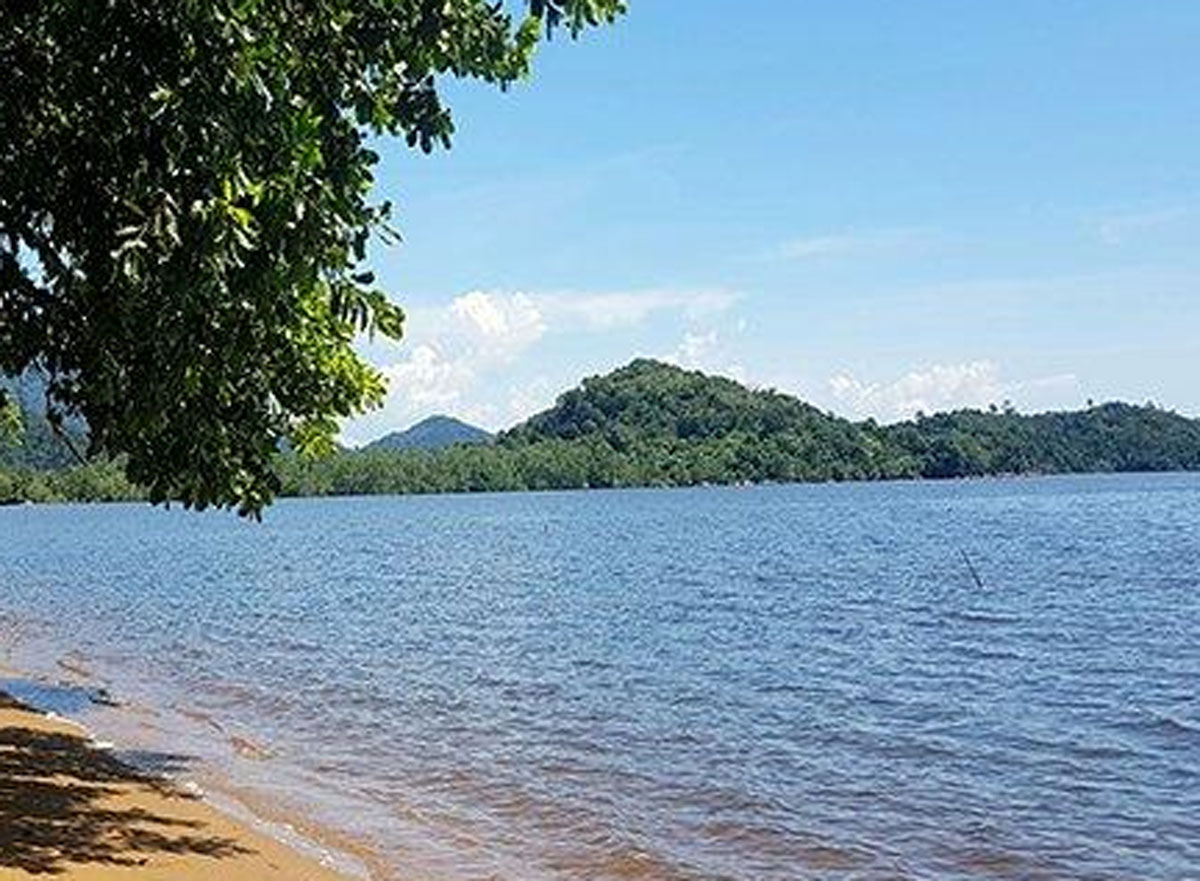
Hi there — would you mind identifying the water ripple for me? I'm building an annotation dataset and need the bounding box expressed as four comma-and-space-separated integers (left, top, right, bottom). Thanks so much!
1, 473, 1198, 880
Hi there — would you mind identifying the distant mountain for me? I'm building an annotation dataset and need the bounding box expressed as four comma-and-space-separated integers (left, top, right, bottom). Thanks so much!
364, 415, 492, 451
0, 370, 87, 470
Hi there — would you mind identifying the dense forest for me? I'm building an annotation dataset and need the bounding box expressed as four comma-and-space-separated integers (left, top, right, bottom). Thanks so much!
3, 359, 1200, 505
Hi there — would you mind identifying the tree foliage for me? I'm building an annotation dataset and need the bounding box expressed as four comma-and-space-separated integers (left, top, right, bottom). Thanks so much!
0, 0, 623, 515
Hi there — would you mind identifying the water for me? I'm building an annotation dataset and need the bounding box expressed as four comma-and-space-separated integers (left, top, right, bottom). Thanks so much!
1, 474, 1198, 880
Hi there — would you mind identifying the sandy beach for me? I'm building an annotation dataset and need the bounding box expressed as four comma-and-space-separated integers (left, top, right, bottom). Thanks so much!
0, 690, 351, 880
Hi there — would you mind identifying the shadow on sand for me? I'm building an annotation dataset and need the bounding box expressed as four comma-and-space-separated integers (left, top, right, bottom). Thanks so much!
0, 692, 250, 874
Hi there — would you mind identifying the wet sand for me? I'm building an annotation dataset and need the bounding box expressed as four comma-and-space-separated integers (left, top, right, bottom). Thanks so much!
0, 691, 352, 880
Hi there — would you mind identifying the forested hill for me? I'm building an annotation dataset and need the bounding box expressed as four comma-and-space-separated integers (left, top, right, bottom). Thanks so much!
0, 371, 86, 470
500, 359, 1200, 481
4, 359, 1200, 503
272, 360, 1200, 497
364, 415, 492, 451
886, 403, 1200, 477
502, 358, 892, 481
510, 359, 857, 445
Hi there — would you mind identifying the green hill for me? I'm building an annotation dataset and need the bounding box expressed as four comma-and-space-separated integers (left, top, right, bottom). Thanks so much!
0, 370, 87, 470
885, 402, 1200, 478
5, 359, 1200, 503
502, 359, 902, 483
364, 415, 492, 452
273, 360, 1200, 497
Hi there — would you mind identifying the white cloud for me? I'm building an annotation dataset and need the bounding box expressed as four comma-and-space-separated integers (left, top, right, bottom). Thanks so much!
661, 329, 748, 384
665, 330, 719, 367
779, 233, 862, 260
1024, 372, 1079, 392
506, 375, 558, 423
1091, 207, 1189, 246
342, 287, 738, 444
775, 227, 937, 262
827, 361, 1081, 422
449, 290, 545, 354
379, 343, 474, 409
346, 291, 547, 443
829, 361, 1003, 420
539, 288, 738, 329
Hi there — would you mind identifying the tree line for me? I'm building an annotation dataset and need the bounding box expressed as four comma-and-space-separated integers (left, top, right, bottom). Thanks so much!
5, 360, 1198, 506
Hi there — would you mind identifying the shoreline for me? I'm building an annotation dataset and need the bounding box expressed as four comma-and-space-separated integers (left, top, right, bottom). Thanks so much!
0, 680, 365, 880
4, 467, 1198, 512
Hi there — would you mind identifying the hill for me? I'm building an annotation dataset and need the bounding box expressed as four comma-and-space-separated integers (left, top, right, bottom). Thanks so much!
6, 359, 1200, 503
0, 370, 87, 470
502, 358, 899, 482
504, 359, 1200, 477
363, 415, 492, 451
884, 402, 1200, 477
271, 360, 1200, 497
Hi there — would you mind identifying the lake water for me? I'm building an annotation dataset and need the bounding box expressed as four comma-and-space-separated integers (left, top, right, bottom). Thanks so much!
1, 474, 1198, 880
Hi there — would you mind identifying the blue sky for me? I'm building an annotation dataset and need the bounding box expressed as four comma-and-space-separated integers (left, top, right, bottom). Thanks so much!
345, 2, 1199, 443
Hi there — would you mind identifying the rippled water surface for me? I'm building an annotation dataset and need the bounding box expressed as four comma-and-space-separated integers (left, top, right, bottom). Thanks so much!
1, 475, 1198, 879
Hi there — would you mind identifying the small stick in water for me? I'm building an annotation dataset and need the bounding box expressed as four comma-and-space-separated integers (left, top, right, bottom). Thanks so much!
960, 548, 986, 589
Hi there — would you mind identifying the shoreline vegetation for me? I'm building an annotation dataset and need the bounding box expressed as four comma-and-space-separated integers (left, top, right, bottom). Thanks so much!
0, 687, 351, 880
4, 359, 1200, 506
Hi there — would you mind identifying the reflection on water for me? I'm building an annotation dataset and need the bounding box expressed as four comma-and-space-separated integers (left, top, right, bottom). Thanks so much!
1, 474, 1198, 880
